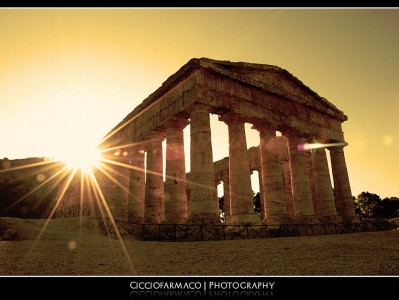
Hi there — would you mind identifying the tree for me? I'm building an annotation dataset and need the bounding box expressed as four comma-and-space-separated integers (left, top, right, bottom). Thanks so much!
374, 197, 399, 218
353, 196, 362, 216
355, 192, 381, 218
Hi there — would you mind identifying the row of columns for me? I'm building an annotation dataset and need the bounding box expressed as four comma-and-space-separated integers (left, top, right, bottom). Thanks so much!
219, 120, 358, 224
111, 103, 357, 225
123, 104, 220, 225
126, 117, 193, 224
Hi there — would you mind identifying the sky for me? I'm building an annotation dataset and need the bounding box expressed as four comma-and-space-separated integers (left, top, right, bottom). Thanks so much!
0, 8, 398, 199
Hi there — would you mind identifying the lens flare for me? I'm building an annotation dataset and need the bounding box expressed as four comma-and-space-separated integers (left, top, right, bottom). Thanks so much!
68, 240, 77, 250
297, 142, 348, 151
382, 135, 394, 146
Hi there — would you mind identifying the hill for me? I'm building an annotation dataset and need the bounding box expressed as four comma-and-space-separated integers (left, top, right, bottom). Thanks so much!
0, 157, 62, 218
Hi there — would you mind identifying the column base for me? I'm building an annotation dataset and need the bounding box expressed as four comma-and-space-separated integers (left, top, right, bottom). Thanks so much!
128, 217, 144, 224
227, 213, 262, 225
187, 213, 221, 225
262, 215, 293, 226
318, 215, 343, 224
224, 215, 231, 224
292, 215, 320, 224
341, 215, 361, 224
162, 217, 188, 225
114, 212, 128, 222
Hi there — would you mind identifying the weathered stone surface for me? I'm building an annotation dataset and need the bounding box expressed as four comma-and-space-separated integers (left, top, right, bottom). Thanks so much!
254, 124, 289, 225
112, 156, 131, 222
144, 132, 165, 224
312, 148, 342, 223
220, 112, 261, 225
329, 146, 359, 223
187, 104, 219, 224
127, 143, 146, 223
286, 133, 319, 223
164, 117, 189, 224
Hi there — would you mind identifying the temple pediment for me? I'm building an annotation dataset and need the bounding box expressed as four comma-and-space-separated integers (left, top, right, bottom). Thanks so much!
130, 57, 346, 125
196, 58, 345, 120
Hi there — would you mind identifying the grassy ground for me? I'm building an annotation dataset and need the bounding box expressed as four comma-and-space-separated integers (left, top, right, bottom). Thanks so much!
1, 216, 398, 275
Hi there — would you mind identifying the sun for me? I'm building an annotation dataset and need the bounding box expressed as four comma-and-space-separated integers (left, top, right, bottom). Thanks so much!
46, 119, 104, 172
58, 143, 102, 171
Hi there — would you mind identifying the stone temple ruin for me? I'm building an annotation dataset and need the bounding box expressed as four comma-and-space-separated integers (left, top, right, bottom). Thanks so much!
59, 57, 359, 226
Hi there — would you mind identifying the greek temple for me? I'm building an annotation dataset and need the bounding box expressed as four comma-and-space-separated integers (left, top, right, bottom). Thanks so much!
70, 58, 360, 225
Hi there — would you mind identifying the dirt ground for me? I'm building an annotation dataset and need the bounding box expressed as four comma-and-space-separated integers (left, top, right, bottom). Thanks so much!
1, 216, 399, 276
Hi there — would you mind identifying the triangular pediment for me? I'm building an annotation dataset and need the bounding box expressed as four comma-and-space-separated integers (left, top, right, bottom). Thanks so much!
195, 57, 346, 121
106, 57, 347, 146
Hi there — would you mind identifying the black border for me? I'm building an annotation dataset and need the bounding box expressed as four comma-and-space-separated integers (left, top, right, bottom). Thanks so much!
1, 4, 398, 299
1, 276, 399, 298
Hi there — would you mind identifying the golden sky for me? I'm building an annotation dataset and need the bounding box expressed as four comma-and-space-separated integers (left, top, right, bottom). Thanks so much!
0, 8, 398, 199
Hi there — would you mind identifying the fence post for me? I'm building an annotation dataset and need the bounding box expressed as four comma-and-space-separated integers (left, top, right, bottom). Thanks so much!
141, 224, 145, 240
174, 224, 177, 241
223, 225, 226, 240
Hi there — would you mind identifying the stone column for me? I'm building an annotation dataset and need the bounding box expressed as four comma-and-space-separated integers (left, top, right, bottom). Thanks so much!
311, 147, 342, 223
112, 154, 131, 222
281, 157, 294, 217
222, 177, 231, 223
96, 159, 117, 218
164, 117, 189, 224
254, 124, 290, 224
329, 146, 359, 223
277, 137, 294, 218
128, 142, 146, 223
307, 152, 318, 216
144, 132, 165, 224
188, 103, 220, 224
257, 166, 266, 221
220, 112, 260, 225
97, 139, 118, 218
286, 132, 319, 223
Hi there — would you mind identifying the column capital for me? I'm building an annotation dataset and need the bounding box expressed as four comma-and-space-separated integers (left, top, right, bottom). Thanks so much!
144, 130, 166, 144
164, 116, 190, 129
251, 121, 277, 132
218, 111, 247, 125
221, 176, 229, 183
187, 102, 213, 114
130, 138, 147, 150
283, 129, 314, 140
